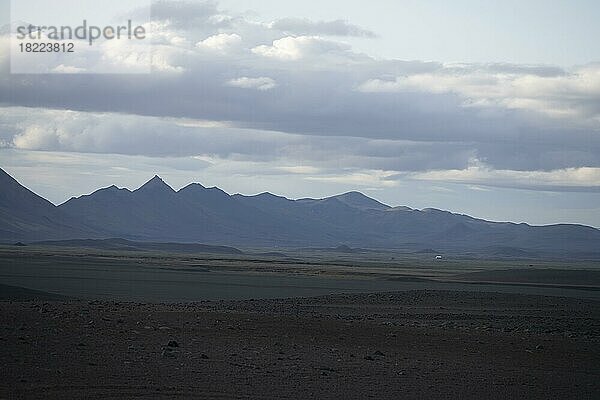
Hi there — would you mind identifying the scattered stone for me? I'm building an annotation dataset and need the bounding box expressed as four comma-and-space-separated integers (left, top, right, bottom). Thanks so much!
162, 349, 176, 358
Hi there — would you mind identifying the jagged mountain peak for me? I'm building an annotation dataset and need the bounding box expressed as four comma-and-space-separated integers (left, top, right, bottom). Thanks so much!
328, 191, 390, 210
256, 192, 288, 199
134, 175, 175, 194
179, 182, 206, 191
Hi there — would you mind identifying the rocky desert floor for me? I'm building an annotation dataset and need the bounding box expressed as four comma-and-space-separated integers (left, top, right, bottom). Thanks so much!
1, 288, 599, 399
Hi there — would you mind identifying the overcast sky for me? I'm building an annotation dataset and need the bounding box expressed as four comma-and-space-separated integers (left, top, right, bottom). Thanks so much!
1, 0, 599, 227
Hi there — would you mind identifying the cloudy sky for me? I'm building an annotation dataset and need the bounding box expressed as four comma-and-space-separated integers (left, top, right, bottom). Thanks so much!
1, 0, 600, 227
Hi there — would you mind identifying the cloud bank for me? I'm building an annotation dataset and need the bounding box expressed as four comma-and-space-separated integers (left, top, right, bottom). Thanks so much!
0, 0, 599, 195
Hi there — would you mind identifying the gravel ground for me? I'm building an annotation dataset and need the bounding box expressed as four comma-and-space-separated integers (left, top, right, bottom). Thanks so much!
1, 290, 599, 399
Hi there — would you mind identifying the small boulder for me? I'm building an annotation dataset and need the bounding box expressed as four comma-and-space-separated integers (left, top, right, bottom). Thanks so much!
161, 349, 176, 358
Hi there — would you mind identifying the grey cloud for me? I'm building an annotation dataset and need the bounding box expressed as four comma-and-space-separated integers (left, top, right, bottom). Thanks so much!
150, 0, 229, 29
482, 63, 566, 77
402, 176, 600, 194
2, 109, 290, 159
1, 108, 478, 172
0, 0, 599, 177
2, 57, 599, 172
270, 18, 376, 38
442, 62, 567, 77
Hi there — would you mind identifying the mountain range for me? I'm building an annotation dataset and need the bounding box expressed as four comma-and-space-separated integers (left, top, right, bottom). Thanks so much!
1, 167, 599, 259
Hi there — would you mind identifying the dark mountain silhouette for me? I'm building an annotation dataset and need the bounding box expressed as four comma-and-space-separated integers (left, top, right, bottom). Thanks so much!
0, 168, 98, 240
1, 168, 599, 259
